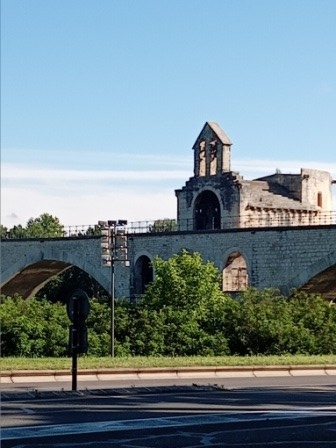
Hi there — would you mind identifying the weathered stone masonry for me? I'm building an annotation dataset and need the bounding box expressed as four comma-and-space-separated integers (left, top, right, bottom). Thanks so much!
1, 121, 335, 300
129, 225, 336, 299
2, 225, 336, 300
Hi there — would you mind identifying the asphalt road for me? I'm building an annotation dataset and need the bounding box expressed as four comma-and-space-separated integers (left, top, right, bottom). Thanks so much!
2, 376, 336, 447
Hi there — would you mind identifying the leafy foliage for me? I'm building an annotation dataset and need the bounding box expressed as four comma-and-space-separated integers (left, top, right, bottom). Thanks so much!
36, 266, 109, 304
149, 219, 177, 232
25, 213, 64, 238
226, 289, 336, 356
1, 251, 336, 358
2, 224, 27, 238
139, 250, 232, 356
143, 250, 224, 310
0, 296, 68, 356
1, 213, 64, 239
85, 299, 111, 356
0, 224, 9, 238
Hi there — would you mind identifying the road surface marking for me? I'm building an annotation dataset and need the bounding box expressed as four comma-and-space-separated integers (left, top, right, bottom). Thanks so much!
2, 410, 336, 441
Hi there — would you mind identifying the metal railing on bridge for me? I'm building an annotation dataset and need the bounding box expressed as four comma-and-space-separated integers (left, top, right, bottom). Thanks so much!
2, 211, 336, 239
124, 211, 336, 233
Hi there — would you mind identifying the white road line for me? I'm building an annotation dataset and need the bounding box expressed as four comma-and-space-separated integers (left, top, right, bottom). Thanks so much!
2, 410, 336, 441
21, 408, 36, 415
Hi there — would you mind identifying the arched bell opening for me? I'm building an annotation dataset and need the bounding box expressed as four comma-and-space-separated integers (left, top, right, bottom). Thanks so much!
194, 190, 221, 230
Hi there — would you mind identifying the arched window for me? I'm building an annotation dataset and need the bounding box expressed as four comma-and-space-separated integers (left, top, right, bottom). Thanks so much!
134, 255, 153, 295
194, 190, 221, 230
222, 252, 248, 292
317, 192, 322, 208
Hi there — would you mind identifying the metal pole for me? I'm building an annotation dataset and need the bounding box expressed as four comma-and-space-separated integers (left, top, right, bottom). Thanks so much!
111, 257, 115, 357
110, 224, 115, 357
72, 345, 78, 391
72, 297, 79, 391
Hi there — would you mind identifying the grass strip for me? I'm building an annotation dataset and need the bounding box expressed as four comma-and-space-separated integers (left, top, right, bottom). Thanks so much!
1, 354, 336, 371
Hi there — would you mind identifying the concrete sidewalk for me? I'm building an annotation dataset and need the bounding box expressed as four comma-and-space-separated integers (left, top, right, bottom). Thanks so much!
1, 365, 336, 384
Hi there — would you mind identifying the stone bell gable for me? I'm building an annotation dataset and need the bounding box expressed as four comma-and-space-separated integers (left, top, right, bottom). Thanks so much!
192, 121, 232, 176
176, 122, 241, 231
176, 122, 334, 231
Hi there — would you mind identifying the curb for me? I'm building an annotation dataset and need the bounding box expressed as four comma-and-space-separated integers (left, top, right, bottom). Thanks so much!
1, 365, 336, 384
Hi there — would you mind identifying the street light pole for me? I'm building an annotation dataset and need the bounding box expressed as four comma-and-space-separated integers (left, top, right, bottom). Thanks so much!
110, 251, 115, 357
108, 221, 116, 358
99, 219, 128, 358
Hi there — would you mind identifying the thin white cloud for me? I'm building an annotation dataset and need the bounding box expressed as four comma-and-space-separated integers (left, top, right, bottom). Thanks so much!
2, 158, 336, 183
1, 163, 191, 182
2, 148, 192, 171
236, 158, 336, 179
1, 157, 335, 228
1, 187, 177, 228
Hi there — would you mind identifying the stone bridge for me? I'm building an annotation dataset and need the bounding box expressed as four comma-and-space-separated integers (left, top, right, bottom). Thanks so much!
1, 224, 336, 300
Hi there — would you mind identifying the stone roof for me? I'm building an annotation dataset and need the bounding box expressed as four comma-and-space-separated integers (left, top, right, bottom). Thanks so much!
193, 122, 232, 149
207, 122, 232, 145
242, 180, 317, 211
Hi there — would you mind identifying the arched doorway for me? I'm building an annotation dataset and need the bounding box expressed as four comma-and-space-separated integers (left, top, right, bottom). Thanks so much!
222, 252, 248, 292
134, 255, 153, 295
194, 190, 221, 230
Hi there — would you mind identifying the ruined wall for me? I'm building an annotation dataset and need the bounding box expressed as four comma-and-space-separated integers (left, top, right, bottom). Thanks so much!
129, 225, 336, 296
2, 225, 336, 300
300, 168, 332, 210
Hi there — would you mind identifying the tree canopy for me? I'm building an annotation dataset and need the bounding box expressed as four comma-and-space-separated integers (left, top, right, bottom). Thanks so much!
1, 249, 336, 357
149, 219, 177, 232
36, 266, 109, 304
1, 216, 336, 358
1, 213, 64, 238
143, 249, 224, 311
138, 250, 231, 355
25, 213, 64, 237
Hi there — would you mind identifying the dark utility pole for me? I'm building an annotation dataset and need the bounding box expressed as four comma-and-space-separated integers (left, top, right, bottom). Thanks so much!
98, 219, 128, 358
67, 289, 90, 391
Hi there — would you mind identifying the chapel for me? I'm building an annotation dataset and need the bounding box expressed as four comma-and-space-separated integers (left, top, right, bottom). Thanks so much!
175, 122, 333, 231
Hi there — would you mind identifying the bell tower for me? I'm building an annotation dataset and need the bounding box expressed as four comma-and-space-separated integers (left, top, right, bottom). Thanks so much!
176, 122, 241, 231
193, 121, 232, 177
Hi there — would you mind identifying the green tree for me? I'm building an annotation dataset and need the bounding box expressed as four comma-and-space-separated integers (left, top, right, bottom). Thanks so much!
25, 213, 64, 238
0, 295, 112, 357
141, 250, 230, 355
0, 296, 68, 356
225, 288, 336, 356
36, 266, 109, 304
2, 213, 65, 239
143, 250, 224, 311
114, 301, 165, 356
85, 298, 110, 356
0, 224, 8, 238
7, 224, 27, 238
149, 219, 177, 232
227, 288, 289, 355
85, 225, 102, 236
285, 291, 336, 355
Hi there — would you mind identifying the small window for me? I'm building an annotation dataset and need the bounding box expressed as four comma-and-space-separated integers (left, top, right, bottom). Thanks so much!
317, 192, 322, 208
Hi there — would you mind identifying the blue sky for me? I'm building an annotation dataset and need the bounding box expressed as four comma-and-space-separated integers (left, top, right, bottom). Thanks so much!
1, 0, 335, 228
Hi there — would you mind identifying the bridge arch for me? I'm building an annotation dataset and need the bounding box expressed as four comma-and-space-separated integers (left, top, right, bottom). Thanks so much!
1, 246, 110, 299
284, 251, 336, 299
